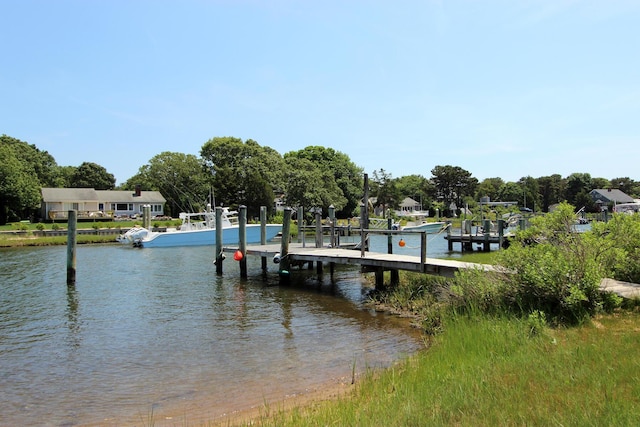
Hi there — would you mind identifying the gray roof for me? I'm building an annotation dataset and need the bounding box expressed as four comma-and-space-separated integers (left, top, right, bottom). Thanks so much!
96, 190, 166, 203
590, 189, 634, 204
41, 188, 166, 204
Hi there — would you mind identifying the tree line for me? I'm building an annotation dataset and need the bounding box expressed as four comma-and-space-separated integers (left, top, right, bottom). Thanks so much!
2, 133, 639, 225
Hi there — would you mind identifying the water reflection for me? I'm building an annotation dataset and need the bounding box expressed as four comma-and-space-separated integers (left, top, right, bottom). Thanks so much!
0, 245, 423, 426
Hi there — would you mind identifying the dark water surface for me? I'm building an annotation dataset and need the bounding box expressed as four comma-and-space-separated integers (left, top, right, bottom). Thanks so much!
0, 244, 426, 426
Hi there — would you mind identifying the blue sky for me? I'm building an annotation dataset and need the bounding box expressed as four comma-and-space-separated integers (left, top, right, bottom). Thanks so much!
2, 0, 639, 186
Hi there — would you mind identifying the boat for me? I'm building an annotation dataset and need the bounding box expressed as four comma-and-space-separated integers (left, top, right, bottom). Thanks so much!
399, 221, 448, 233
117, 205, 282, 248
613, 202, 640, 214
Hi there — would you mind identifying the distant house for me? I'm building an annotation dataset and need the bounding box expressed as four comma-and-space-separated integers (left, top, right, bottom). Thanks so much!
589, 189, 634, 206
41, 187, 166, 221
396, 197, 427, 217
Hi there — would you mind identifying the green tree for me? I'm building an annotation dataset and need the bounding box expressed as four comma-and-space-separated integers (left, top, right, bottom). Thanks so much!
564, 173, 592, 207
1, 134, 62, 187
0, 144, 41, 224
430, 165, 478, 216
69, 162, 116, 189
475, 177, 505, 202
282, 157, 347, 215
518, 176, 540, 212
371, 169, 399, 218
610, 177, 637, 197
537, 174, 565, 212
124, 152, 209, 217
200, 137, 283, 218
284, 146, 362, 218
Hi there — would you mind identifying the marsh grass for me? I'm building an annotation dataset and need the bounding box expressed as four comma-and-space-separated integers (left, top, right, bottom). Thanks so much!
0, 233, 119, 247
248, 311, 640, 426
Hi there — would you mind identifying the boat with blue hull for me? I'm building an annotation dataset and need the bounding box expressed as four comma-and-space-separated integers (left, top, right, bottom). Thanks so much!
117, 206, 282, 248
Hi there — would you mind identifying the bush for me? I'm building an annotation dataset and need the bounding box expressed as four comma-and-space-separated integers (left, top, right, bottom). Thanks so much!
35, 223, 45, 231
496, 202, 615, 324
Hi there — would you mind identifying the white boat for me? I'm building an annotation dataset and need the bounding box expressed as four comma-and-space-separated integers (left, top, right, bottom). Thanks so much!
613, 202, 640, 214
400, 221, 448, 233
117, 206, 282, 248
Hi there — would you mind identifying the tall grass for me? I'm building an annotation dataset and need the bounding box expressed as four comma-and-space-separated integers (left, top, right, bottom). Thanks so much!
247, 311, 640, 426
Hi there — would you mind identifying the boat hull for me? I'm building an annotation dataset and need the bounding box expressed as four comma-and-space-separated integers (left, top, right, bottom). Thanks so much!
138, 224, 282, 248
402, 222, 446, 233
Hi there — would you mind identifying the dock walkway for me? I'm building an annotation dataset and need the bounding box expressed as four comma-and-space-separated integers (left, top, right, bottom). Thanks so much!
223, 244, 640, 300
225, 243, 499, 278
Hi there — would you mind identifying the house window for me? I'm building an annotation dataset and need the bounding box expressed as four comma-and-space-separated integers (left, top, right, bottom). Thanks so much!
99, 203, 104, 211
116, 203, 128, 210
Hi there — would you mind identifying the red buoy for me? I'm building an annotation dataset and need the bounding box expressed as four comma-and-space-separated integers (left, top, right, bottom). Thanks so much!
398, 239, 406, 247
233, 250, 244, 261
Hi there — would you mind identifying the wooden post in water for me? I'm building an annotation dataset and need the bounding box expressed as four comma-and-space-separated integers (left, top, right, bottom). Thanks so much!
388, 218, 399, 286
299, 206, 305, 247
67, 210, 77, 286
362, 173, 369, 256
483, 219, 491, 252
328, 204, 335, 248
143, 205, 151, 229
314, 209, 322, 248
215, 207, 223, 275
279, 208, 292, 283
314, 209, 323, 275
239, 205, 247, 278
260, 206, 267, 272
498, 219, 505, 249
420, 231, 427, 271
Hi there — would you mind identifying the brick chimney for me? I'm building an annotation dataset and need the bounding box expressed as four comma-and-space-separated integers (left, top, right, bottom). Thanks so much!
134, 184, 141, 197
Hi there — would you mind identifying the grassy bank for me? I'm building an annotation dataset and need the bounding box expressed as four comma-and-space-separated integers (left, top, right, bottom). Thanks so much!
0, 233, 119, 247
241, 311, 640, 426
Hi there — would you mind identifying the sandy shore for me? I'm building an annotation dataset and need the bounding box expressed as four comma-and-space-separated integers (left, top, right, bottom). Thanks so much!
130, 376, 358, 427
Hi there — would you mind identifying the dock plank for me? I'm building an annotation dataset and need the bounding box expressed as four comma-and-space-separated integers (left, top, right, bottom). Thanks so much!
224, 243, 499, 277
225, 244, 640, 299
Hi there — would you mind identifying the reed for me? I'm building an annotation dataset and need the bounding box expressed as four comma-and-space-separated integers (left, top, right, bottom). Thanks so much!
247, 311, 640, 426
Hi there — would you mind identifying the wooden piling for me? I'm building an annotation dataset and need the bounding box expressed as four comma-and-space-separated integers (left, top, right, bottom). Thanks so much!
260, 206, 267, 272
239, 205, 247, 278
328, 205, 336, 248
143, 205, 151, 229
279, 208, 292, 283
498, 219, 505, 249
66, 210, 77, 286
361, 173, 369, 257
215, 207, 223, 275
483, 219, 491, 252
388, 218, 399, 286
314, 210, 322, 248
314, 209, 323, 274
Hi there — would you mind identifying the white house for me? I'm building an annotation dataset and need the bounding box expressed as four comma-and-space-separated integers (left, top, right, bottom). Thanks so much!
41, 187, 166, 221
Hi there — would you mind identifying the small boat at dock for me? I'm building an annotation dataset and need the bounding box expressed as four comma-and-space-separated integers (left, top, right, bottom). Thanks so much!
398, 221, 448, 233
117, 206, 282, 248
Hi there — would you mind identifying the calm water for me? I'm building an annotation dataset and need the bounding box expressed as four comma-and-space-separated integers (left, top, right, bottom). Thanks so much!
0, 243, 431, 426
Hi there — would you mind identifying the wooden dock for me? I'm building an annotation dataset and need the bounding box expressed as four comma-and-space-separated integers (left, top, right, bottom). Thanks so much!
599, 278, 640, 299
222, 243, 499, 278
214, 206, 640, 300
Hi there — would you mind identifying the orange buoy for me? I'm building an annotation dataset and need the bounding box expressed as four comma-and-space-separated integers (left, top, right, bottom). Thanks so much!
398, 239, 406, 247
233, 250, 244, 261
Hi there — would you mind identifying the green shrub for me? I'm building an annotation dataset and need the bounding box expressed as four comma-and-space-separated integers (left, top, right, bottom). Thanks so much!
35, 223, 45, 231
497, 202, 614, 324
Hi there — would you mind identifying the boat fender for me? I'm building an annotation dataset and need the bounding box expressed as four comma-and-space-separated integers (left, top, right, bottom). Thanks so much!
273, 253, 281, 264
